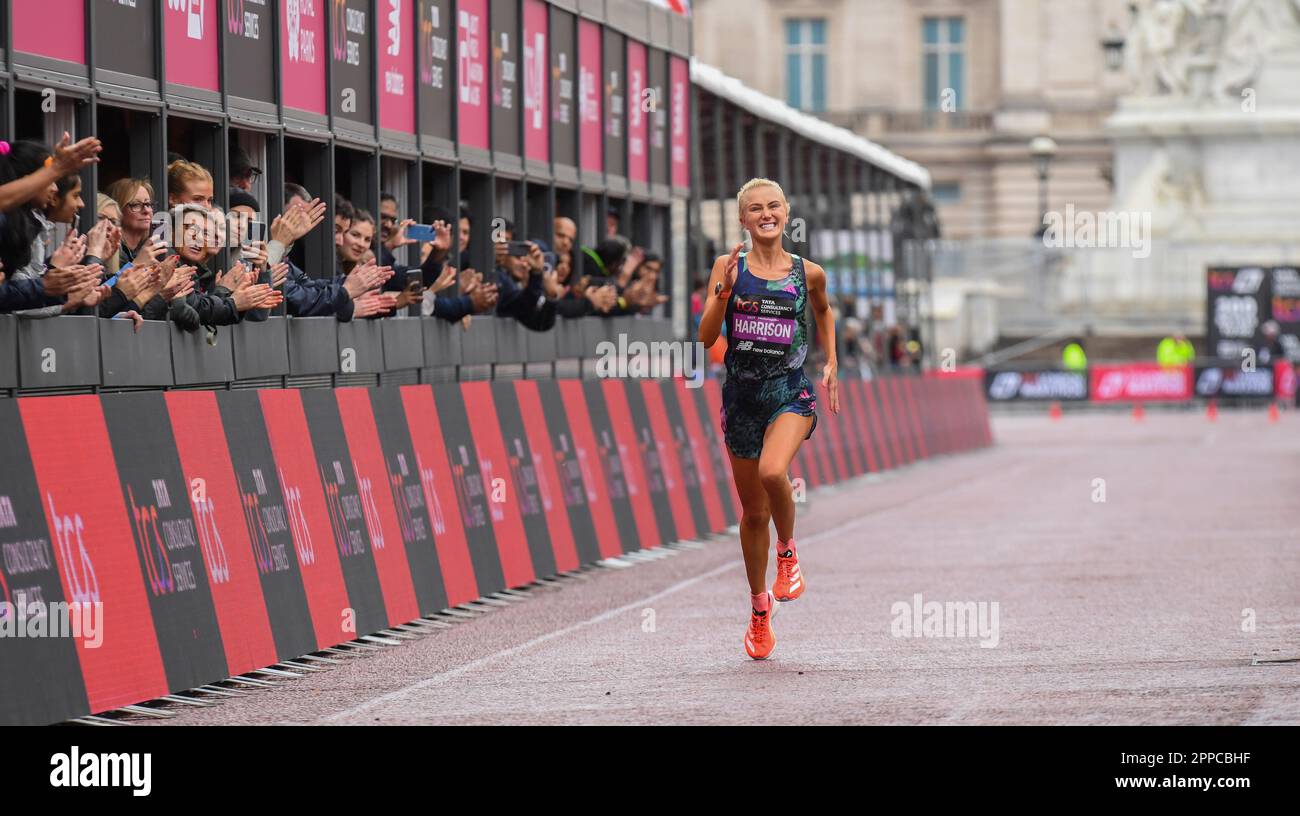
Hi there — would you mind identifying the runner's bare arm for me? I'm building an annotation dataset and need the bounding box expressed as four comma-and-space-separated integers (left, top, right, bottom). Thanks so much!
698, 243, 743, 348
805, 261, 839, 414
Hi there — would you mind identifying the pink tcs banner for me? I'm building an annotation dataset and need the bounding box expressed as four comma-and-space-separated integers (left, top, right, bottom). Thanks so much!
926, 366, 986, 380
523, 0, 549, 163
670, 56, 690, 188
627, 41, 648, 183
457, 0, 489, 150
165, 0, 220, 91
282, 0, 327, 115
1276, 363, 1298, 400
578, 19, 603, 173
379, 0, 416, 133
14, 0, 85, 64
1090, 363, 1193, 402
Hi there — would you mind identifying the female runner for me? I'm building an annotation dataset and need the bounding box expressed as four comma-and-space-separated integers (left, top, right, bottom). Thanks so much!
699, 177, 838, 660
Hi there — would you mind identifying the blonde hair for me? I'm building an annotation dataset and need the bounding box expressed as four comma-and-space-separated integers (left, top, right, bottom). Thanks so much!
167, 159, 213, 200
104, 176, 154, 212
95, 193, 122, 275
736, 177, 789, 214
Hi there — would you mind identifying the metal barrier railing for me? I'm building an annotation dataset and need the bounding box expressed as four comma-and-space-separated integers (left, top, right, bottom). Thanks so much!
0, 314, 678, 395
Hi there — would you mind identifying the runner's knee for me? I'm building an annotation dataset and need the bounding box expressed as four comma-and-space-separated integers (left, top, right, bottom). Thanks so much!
740, 507, 771, 530
758, 464, 790, 496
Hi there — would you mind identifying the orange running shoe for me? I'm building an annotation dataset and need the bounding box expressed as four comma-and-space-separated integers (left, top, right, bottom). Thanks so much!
745, 592, 778, 659
772, 542, 804, 602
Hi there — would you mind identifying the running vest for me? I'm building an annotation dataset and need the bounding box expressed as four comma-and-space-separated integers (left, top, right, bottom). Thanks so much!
723, 252, 809, 382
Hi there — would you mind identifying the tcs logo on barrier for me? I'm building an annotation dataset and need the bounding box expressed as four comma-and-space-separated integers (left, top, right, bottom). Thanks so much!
279, 469, 316, 567
48, 495, 100, 606
127, 485, 174, 597
188, 482, 230, 586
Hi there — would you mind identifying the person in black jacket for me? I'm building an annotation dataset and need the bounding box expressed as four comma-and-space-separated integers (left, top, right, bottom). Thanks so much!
268, 186, 381, 320
489, 226, 556, 332
154, 205, 281, 332
577, 237, 663, 317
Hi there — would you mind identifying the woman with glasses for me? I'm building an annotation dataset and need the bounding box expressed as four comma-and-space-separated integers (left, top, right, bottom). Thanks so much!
105, 177, 166, 268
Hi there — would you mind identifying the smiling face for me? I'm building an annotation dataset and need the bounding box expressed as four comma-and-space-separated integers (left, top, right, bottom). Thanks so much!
738, 184, 788, 244
49, 179, 84, 224
340, 218, 374, 264
178, 211, 215, 265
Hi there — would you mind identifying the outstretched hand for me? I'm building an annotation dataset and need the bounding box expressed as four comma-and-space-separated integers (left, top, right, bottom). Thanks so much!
715, 242, 742, 298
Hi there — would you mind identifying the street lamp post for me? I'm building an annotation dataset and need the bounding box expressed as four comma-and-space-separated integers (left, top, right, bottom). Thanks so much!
1029, 135, 1059, 324
1030, 135, 1058, 238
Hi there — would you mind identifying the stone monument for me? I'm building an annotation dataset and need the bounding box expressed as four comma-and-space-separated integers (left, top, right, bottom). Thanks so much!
1108, 0, 1300, 241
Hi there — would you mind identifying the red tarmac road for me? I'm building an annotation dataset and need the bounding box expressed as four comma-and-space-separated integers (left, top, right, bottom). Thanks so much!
153, 411, 1299, 725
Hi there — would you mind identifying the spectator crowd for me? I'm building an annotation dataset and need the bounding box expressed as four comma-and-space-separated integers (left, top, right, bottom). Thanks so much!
0, 134, 670, 337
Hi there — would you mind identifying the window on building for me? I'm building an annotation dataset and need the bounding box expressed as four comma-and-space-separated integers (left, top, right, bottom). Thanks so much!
786, 19, 827, 112
923, 17, 965, 111
932, 182, 962, 203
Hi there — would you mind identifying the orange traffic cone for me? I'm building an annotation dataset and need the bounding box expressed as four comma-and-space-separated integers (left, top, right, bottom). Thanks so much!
1049, 401, 1062, 421
1132, 402, 1145, 422
1268, 402, 1280, 423
1206, 400, 1218, 422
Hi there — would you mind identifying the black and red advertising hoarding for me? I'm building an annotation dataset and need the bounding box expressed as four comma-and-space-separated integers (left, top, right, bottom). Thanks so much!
201, 391, 317, 663
282, 0, 329, 127
0, 380, 993, 724
1270, 267, 1300, 363
1207, 266, 1270, 361
378, 0, 417, 144
550, 5, 579, 179
1193, 366, 1275, 398
226, 0, 278, 120
985, 369, 1089, 402
648, 48, 671, 194
164, 0, 221, 104
457, 0, 491, 163
627, 39, 649, 190
0, 401, 90, 726
331, 0, 375, 135
1089, 363, 1193, 402
418, 0, 456, 153
577, 17, 603, 179
522, 0, 550, 174
95, 0, 159, 93
603, 27, 627, 184
13, 0, 86, 79
490, 0, 521, 168
670, 55, 690, 192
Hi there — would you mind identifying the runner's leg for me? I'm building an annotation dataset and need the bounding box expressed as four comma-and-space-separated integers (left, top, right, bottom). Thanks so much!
759, 412, 815, 543
728, 453, 771, 595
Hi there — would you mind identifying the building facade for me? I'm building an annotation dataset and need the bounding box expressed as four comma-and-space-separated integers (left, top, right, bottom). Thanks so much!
693, 0, 1134, 240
